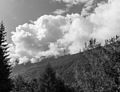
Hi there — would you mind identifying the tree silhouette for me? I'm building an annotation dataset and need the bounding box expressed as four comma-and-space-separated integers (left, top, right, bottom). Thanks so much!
39, 63, 74, 92
0, 22, 12, 92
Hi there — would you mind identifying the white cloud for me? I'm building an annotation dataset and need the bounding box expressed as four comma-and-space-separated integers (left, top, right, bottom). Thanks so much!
81, 0, 108, 16
54, 0, 108, 16
53, 9, 68, 15
10, 0, 120, 64
54, 0, 89, 4
11, 15, 67, 63
53, 0, 89, 10
89, 0, 120, 42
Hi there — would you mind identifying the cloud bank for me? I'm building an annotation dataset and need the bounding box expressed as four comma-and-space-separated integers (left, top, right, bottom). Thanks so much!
54, 0, 108, 16
10, 0, 120, 64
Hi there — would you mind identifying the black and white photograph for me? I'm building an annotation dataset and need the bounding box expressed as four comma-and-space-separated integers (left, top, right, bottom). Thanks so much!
0, 0, 120, 92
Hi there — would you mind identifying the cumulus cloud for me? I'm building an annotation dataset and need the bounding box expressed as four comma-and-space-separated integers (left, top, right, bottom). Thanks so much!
10, 15, 67, 63
10, 0, 120, 64
81, 0, 108, 17
89, 0, 120, 41
53, 9, 68, 15
54, 0, 108, 16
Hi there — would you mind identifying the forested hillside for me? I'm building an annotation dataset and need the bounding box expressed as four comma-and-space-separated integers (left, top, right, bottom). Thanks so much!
11, 36, 120, 91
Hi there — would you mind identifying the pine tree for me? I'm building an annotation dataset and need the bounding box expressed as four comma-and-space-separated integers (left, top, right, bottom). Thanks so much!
39, 63, 57, 92
0, 22, 12, 92
39, 63, 74, 92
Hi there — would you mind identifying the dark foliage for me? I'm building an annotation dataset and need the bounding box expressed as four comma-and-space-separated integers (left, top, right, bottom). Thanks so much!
40, 63, 74, 92
12, 75, 28, 92
0, 22, 12, 92
12, 63, 74, 92
104, 49, 120, 92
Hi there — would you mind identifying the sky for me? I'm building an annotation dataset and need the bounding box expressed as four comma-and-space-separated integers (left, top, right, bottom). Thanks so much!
1, 0, 103, 42
0, 0, 106, 42
3, 0, 120, 65
0, 0, 67, 42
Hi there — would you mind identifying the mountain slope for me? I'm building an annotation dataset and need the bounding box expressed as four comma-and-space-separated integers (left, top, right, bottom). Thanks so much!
11, 40, 120, 84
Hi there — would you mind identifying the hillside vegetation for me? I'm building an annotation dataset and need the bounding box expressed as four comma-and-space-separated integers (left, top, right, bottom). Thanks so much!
12, 36, 120, 92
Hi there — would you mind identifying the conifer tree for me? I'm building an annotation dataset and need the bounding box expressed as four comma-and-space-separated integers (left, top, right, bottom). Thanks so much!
0, 22, 12, 92
40, 63, 58, 92
39, 63, 74, 92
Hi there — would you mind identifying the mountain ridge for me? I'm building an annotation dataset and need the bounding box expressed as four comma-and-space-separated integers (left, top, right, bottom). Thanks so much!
11, 38, 120, 84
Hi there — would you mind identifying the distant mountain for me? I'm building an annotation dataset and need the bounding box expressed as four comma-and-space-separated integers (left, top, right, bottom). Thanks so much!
11, 39, 120, 85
